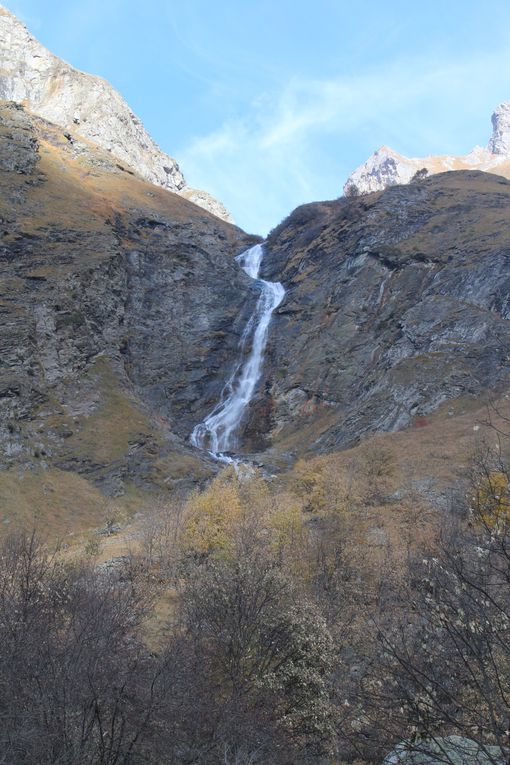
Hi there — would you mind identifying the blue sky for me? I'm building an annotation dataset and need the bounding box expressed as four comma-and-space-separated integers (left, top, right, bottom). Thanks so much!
6, 0, 510, 234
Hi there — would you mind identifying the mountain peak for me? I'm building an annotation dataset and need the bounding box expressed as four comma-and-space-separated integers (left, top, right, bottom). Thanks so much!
0, 4, 233, 222
375, 145, 403, 156
344, 101, 510, 195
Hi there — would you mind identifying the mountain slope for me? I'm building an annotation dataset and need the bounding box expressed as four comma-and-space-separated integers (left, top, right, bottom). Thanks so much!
240, 171, 510, 455
0, 4, 233, 222
0, 100, 256, 514
4, 95, 510, 535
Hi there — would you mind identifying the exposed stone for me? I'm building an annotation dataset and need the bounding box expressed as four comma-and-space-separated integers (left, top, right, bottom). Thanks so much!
0, 101, 38, 173
4, 97, 510, 500
0, 100, 254, 493
254, 170, 510, 453
488, 101, 510, 155
180, 187, 234, 227
344, 102, 510, 195
0, 4, 233, 222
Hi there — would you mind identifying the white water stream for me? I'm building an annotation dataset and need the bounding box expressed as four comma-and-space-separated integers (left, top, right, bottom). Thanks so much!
190, 243, 285, 461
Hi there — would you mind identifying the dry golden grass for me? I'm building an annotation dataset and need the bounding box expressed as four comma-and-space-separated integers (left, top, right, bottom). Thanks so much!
61, 358, 156, 464
21, 134, 221, 237
0, 467, 112, 539
271, 392, 510, 590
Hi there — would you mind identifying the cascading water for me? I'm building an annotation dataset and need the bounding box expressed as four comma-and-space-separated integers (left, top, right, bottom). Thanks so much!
190, 243, 285, 461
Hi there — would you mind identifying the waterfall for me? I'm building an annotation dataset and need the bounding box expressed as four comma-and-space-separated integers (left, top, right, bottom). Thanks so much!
191, 243, 285, 460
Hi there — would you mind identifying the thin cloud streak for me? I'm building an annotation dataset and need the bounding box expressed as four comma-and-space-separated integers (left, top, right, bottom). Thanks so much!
178, 49, 510, 235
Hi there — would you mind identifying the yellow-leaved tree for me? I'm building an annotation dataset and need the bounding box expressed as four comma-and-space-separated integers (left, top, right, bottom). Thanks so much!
182, 468, 242, 558
474, 470, 510, 527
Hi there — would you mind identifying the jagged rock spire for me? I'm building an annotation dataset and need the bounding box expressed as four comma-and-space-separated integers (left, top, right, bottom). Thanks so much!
488, 102, 510, 155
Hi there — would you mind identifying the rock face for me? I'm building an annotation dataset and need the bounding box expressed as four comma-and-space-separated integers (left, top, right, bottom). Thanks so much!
488, 101, 510, 155
242, 171, 510, 454
344, 103, 510, 195
4, 97, 510, 508
0, 5, 233, 222
0, 100, 255, 496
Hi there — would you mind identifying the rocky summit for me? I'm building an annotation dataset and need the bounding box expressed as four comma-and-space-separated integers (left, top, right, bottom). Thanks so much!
0, 4, 233, 222
344, 102, 510, 194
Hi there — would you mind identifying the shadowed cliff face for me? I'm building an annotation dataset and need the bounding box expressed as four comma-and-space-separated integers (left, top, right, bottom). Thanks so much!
0, 102, 257, 497
247, 172, 510, 455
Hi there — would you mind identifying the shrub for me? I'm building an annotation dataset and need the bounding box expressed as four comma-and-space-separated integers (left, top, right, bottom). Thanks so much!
410, 167, 428, 183
345, 182, 361, 197
178, 546, 337, 762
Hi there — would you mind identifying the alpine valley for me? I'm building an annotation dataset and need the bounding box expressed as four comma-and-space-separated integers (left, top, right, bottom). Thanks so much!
4, 5, 510, 765
1, 4, 510, 531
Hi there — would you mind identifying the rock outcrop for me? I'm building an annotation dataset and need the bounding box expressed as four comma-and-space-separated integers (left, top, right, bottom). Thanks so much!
0, 5, 233, 222
488, 101, 510, 155
0, 100, 255, 500
344, 103, 510, 195
240, 171, 510, 454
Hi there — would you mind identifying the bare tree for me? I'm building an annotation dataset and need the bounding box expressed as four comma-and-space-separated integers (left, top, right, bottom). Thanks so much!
358, 452, 510, 763
166, 542, 337, 764
0, 531, 162, 764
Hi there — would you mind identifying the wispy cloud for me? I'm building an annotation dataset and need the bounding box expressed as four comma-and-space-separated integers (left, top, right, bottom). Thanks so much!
178, 49, 510, 235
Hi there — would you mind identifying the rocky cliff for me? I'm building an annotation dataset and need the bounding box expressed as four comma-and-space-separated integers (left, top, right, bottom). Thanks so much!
4, 92, 510, 533
3, 99, 510, 477
0, 100, 256, 510
240, 171, 510, 456
344, 103, 510, 195
0, 4, 233, 222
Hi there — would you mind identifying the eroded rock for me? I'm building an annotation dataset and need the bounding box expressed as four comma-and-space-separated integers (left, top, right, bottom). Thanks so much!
0, 101, 254, 492
256, 171, 510, 452
0, 5, 233, 222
